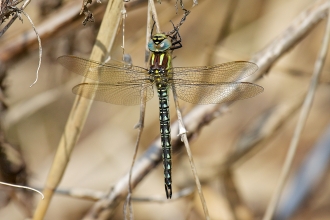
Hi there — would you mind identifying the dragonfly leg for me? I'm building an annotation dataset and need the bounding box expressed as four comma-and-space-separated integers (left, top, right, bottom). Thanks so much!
168, 20, 183, 51
169, 31, 182, 51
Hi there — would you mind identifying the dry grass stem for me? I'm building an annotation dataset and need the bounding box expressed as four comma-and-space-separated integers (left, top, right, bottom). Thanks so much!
123, 2, 161, 219
172, 86, 210, 220
123, 66, 147, 220
262, 2, 330, 220
32, 0, 123, 219
148, 0, 161, 33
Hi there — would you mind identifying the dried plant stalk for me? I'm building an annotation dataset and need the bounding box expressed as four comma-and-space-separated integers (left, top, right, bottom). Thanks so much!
172, 86, 211, 220
32, 0, 123, 219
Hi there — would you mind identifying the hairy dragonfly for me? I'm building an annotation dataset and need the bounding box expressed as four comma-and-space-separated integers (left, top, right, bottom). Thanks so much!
58, 33, 263, 199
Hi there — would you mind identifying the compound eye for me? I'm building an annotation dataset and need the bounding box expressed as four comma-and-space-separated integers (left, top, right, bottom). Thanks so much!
158, 39, 171, 50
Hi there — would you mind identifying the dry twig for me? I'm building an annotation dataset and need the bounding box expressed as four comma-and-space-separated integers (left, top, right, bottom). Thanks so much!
123, 1, 161, 218
172, 86, 210, 220
0, 0, 116, 63
0, 181, 44, 199
49, 185, 195, 202
80, 0, 103, 25
0, 0, 42, 86
0, 0, 30, 36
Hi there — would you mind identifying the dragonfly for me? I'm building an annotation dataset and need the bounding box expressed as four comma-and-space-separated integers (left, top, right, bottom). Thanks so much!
58, 33, 263, 199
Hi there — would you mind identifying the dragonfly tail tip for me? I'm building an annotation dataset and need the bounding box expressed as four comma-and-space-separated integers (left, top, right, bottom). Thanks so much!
165, 185, 172, 199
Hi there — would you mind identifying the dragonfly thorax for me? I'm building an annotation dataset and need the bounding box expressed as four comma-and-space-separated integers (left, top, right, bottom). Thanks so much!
149, 68, 169, 87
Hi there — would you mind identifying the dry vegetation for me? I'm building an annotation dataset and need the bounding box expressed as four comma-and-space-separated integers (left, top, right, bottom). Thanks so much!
0, 0, 330, 219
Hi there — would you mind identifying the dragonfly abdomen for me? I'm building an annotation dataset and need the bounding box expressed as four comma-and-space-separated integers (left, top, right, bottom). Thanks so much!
157, 86, 172, 199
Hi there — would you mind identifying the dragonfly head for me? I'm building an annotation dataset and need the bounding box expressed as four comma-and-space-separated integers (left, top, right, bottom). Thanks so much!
148, 34, 171, 52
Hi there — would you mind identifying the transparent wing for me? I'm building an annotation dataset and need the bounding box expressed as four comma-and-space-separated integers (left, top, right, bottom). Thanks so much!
173, 82, 263, 104
58, 55, 149, 83
72, 83, 154, 106
170, 61, 258, 83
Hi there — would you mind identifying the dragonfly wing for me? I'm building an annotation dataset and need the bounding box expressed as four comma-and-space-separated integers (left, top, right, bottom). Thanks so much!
171, 61, 258, 83
173, 82, 263, 104
72, 83, 154, 106
58, 55, 149, 83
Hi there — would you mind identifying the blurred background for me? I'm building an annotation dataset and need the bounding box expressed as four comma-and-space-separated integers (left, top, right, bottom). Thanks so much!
0, 0, 330, 219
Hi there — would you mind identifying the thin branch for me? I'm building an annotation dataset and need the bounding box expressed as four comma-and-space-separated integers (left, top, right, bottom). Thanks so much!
262, 2, 330, 220
0, 4, 43, 86
17, 10, 42, 87
49, 185, 194, 202
122, 3, 135, 218
0, 0, 30, 37
127, 5, 156, 213
165, 8, 190, 36
80, 0, 96, 25
123, 2, 158, 219
0, 181, 44, 199
174, 0, 198, 9
0, 0, 107, 63
121, 5, 127, 60
148, 0, 160, 33
130, 186, 195, 202
145, 3, 153, 63
123, 78, 147, 220
172, 86, 210, 220
0, 14, 18, 37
